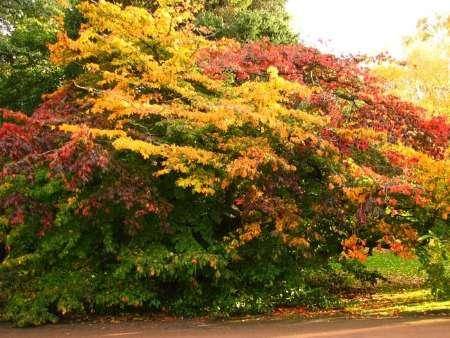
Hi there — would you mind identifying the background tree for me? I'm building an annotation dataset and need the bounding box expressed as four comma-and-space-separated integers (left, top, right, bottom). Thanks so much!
196, 0, 297, 43
0, 0, 60, 30
372, 15, 450, 117
0, 0, 65, 113
70, 0, 298, 43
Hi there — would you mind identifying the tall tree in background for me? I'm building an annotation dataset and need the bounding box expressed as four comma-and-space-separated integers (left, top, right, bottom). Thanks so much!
197, 0, 297, 43
0, 0, 65, 113
372, 16, 450, 117
0, 0, 60, 30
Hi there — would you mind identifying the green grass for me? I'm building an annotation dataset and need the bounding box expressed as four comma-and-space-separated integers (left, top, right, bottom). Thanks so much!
345, 289, 450, 316
365, 251, 425, 287
226, 252, 448, 321
341, 251, 450, 317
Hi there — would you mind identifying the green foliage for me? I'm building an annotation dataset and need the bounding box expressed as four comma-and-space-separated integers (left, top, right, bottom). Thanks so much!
0, 157, 377, 326
0, 1, 64, 113
418, 232, 450, 300
0, 188, 332, 326
0, 0, 60, 30
197, 0, 297, 43
64, 2, 86, 39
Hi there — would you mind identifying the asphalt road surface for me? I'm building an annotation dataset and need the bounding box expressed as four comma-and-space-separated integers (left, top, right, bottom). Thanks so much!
1, 316, 450, 338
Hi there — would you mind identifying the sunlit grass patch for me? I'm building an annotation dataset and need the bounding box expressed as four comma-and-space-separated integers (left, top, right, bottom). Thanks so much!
365, 251, 425, 287
341, 251, 449, 317
345, 288, 450, 316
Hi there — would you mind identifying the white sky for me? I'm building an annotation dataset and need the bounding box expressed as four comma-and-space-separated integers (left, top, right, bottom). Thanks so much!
286, 0, 450, 58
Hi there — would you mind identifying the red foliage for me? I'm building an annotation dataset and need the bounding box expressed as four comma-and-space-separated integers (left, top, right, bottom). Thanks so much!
0, 86, 97, 179
420, 115, 450, 146
0, 122, 33, 160
197, 39, 362, 91
48, 130, 109, 190
33, 86, 78, 123
198, 40, 450, 158
0, 87, 109, 233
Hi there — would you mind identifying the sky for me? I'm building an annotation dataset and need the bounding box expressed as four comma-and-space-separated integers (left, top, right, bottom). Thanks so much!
286, 0, 450, 58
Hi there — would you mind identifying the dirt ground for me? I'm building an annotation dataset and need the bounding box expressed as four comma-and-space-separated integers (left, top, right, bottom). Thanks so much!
1, 316, 450, 338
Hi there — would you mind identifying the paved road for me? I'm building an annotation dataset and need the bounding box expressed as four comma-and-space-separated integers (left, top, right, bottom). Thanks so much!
1, 316, 450, 338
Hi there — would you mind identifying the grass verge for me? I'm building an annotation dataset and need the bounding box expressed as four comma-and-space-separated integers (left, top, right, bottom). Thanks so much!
343, 251, 449, 317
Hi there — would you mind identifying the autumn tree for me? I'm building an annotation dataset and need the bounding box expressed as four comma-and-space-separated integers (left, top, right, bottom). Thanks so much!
0, 0, 448, 326
0, 0, 296, 113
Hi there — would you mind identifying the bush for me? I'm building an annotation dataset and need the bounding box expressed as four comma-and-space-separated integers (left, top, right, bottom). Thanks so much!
0, 1, 449, 326
418, 233, 450, 299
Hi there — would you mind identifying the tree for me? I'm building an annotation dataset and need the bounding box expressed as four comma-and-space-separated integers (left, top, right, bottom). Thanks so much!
0, 0, 64, 113
196, 0, 297, 43
0, 1, 448, 326
0, 0, 296, 113
0, 0, 60, 31
65, 0, 297, 43
372, 15, 450, 117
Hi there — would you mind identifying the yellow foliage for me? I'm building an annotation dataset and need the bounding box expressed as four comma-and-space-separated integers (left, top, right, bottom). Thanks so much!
48, 1, 332, 204
335, 127, 387, 145
287, 236, 310, 248
176, 175, 218, 195
274, 202, 300, 233
343, 187, 368, 204
59, 124, 127, 139
239, 222, 262, 243
227, 146, 296, 180
113, 136, 220, 165
382, 144, 450, 215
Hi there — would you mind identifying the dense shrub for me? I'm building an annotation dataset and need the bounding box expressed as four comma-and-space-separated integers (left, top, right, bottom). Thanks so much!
0, 1, 449, 326
418, 232, 450, 300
